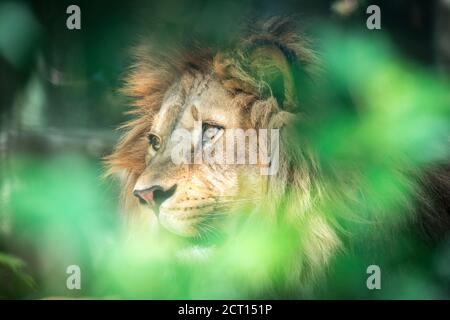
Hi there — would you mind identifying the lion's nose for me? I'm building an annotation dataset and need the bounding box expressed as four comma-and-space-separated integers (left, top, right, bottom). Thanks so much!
133, 186, 157, 205
133, 185, 176, 214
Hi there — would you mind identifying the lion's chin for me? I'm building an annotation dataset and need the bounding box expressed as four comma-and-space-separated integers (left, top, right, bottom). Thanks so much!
158, 209, 226, 246
158, 210, 200, 238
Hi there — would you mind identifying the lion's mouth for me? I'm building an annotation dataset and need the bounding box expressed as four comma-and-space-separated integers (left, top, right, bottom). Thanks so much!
156, 211, 226, 248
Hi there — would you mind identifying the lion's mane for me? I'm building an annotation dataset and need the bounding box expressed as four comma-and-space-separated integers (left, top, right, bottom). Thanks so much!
105, 17, 450, 291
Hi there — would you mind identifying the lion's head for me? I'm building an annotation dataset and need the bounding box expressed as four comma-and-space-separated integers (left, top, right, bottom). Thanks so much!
106, 17, 341, 279
101, 14, 450, 297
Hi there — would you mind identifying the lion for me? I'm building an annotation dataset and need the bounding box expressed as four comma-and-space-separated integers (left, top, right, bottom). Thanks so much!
105, 17, 450, 294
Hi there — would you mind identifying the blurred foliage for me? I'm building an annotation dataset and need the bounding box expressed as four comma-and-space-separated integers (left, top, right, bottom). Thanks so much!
0, 0, 449, 299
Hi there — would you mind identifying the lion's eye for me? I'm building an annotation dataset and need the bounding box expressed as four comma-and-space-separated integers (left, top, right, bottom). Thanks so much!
202, 123, 223, 145
148, 133, 161, 151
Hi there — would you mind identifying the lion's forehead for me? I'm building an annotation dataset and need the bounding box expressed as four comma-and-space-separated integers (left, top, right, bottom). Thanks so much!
151, 73, 244, 138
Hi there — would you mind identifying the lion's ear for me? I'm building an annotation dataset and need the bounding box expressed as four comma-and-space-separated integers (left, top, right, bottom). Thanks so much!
214, 45, 300, 110
247, 43, 299, 111
214, 19, 314, 112
245, 37, 312, 112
